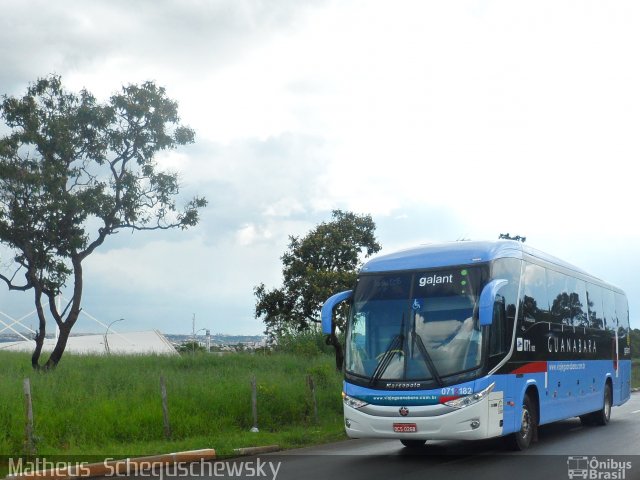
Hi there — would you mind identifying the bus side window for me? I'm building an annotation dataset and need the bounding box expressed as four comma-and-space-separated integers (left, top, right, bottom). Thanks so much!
491, 257, 520, 339
520, 262, 548, 326
547, 269, 570, 325
602, 289, 616, 334
489, 295, 507, 358
587, 284, 605, 330
615, 293, 631, 357
569, 278, 588, 327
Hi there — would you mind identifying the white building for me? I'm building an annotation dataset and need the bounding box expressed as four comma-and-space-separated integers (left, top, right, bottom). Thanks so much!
0, 330, 178, 356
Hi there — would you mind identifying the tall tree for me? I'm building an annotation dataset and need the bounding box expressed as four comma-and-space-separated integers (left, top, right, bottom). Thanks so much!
255, 210, 381, 367
0, 76, 207, 369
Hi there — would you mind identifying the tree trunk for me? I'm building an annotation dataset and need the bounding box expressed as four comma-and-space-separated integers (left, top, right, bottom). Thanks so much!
31, 288, 48, 370
43, 257, 84, 369
31, 328, 46, 370
44, 322, 73, 369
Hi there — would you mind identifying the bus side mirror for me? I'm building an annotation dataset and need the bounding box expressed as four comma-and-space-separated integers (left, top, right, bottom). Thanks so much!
321, 290, 353, 334
479, 279, 508, 326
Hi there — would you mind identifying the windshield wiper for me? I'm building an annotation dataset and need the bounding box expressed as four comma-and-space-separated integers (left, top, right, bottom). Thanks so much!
369, 313, 406, 386
411, 331, 443, 387
369, 333, 404, 386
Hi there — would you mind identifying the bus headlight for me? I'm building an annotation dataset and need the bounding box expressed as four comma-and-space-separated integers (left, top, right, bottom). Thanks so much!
444, 383, 495, 409
343, 392, 368, 409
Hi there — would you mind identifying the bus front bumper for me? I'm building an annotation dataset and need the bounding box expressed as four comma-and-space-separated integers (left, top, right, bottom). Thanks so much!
343, 391, 504, 441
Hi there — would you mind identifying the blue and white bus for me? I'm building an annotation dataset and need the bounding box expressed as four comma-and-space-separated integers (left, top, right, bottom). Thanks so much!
322, 240, 632, 449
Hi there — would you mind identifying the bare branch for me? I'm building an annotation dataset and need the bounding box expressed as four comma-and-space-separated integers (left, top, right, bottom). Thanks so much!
46, 292, 63, 328
0, 272, 31, 291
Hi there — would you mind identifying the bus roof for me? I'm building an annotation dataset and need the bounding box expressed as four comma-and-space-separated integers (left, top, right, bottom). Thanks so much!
360, 240, 592, 277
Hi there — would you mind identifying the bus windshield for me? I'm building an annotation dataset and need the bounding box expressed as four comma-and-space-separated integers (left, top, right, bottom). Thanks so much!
345, 265, 490, 386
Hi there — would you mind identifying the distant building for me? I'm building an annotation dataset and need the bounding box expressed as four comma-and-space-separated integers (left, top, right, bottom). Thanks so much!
0, 330, 178, 356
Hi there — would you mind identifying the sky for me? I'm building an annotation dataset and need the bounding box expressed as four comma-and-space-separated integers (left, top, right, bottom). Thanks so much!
0, 0, 639, 336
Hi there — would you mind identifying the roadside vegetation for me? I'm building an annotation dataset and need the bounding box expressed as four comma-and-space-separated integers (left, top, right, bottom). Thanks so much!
0, 341, 345, 459
0, 334, 638, 470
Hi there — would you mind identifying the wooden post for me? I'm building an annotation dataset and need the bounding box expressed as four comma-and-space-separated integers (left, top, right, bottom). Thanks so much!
23, 378, 36, 456
160, 375, 172, 440
250, 375, 259, 432
307, 375, 319, 425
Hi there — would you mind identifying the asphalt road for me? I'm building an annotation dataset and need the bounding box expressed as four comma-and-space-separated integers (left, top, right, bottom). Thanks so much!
216, 393, 640, 480
112, 393, 640, 480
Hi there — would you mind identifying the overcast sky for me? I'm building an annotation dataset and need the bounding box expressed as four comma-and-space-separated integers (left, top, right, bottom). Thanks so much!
1, 0, 639, 336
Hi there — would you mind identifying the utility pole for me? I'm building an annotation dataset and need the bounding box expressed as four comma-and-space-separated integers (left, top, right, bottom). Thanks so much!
192, 313, 196, 354
104, 318, 125, 355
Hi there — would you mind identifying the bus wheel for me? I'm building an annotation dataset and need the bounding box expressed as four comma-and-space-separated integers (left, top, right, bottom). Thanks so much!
592, 383, 612, 426
507, 393, 536, 450
400, 439, 426, 449
579, 414, 594, 426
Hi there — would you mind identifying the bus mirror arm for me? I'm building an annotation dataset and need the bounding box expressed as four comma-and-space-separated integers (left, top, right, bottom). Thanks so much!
321, 290, 354, 334
479, 279, 508, 326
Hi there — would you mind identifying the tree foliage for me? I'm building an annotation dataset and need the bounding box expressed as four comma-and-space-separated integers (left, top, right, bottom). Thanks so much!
254, 210, 381, 367
0, 75, 207, 369
631, 328, 640, 358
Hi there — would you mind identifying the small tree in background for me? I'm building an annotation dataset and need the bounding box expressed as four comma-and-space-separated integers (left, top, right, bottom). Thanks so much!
0, 76, 207, 369
255, 210, 381, 368
631, 329, 640, 358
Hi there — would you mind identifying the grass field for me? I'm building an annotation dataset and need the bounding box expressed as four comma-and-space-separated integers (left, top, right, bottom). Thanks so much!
1, 351, 638, 463
0, 351, 346, 458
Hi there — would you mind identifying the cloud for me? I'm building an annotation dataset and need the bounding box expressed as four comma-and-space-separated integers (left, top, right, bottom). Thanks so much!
78, 233, 281, 334
172, 133, 330, 245
0, 0, 326, 95
1, 0, 640, 334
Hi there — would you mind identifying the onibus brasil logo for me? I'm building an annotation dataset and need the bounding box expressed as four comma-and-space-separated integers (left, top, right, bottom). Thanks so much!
567, 456, 632, 479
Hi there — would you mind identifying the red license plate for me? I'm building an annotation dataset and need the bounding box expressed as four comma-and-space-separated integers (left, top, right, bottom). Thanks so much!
393, 423, 417, 433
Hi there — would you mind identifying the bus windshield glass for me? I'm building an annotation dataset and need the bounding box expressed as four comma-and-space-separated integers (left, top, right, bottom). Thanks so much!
345, 265, 489, 385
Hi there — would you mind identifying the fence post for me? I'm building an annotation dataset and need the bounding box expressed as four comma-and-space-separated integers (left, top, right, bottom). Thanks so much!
250, 375, 259, 432
160, 375, 172, 440
307, 375, 319, 425
23, 378, 36, 456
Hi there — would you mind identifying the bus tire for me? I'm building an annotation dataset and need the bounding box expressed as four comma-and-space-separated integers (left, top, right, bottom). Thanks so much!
507, 393, 536, 450
592, 382, 612, 426
579, 414, 594, 426
400, 439, 426, 449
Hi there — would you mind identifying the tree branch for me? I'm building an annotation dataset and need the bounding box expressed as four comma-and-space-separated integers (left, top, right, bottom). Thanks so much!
0, 272, 31, 291
46, 291, 63, 328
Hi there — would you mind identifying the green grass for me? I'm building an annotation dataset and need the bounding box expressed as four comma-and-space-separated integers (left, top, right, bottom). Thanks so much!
2, 350, 635, 465
0, 351, 346, 458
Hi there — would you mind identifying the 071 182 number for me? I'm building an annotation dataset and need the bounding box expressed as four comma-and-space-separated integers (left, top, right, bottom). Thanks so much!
441, 387, 472, 396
